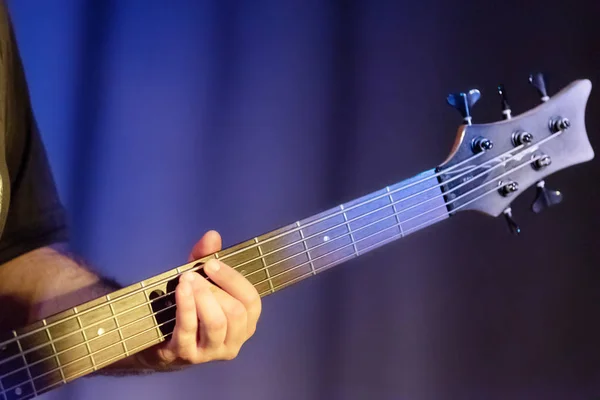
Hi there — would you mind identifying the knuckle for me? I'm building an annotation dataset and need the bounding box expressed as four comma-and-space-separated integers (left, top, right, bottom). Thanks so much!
176, 346, 196, 362
240, 289, 260, 307
175, 320, 194, 335
227, 300, 247, 319
247, 324, 257, 338
204, 315, 227, 332
223, 348, 239, 361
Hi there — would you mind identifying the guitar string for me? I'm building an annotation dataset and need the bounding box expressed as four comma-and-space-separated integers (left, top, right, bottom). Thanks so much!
0, 146, 491, 348
0, 135, 534, 352
0, 152, 546, 393
0, 134, 546, 367
207, 131, 556, 280
258, 180, 505, 295
0, 164, 534, 398
3, 222, 406, 397
0, 132, 560, 368
239, 141, 534, 280
0, 130, 564, 382
2, 165, 529, 397
2, 128, 551, 355
246, 152, 532, 286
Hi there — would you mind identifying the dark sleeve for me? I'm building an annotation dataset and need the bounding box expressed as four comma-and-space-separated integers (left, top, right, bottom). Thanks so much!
0, 2, 69, 265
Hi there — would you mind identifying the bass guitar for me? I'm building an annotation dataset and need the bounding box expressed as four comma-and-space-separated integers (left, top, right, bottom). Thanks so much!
0, 73, 595, 399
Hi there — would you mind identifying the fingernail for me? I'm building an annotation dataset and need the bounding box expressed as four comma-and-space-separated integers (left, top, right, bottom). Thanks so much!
181, 272, 196, 282
206, 260, 220, 272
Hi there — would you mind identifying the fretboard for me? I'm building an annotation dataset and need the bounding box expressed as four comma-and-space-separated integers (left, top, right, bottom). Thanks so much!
0, 168, 449, 400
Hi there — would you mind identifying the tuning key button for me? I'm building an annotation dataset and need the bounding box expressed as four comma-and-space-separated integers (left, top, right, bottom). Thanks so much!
533, 154, 552, 170
499, 180, 519, 196
497, 84, 512, 119
471, 136, 493, 153
512, 130, 533, 146
529, 72, 550, 102
503, 207, 521, 235
550, 117, 571, 133
447, 89, 481, 125
532, 180, 563, 213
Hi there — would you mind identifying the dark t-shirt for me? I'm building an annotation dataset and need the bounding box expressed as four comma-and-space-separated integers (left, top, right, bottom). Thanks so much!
0, 2, 68, 264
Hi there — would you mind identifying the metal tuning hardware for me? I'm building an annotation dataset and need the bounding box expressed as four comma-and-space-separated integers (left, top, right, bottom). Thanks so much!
512, 130, 533, 146
502, 207, 521, 235
471, 136, 493, 153
497, 84, 512, 119
528, 71, 564, 211
499, 180, 519, 196
447, 89, 481, 125
529, 72, 550, 102
531, 180, 563, 213
500, 84, 535, 147
532, 154, 552, 170
550, 117, 571, 133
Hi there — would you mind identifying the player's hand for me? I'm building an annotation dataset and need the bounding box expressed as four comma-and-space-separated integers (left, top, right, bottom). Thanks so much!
142, 230, 261, 368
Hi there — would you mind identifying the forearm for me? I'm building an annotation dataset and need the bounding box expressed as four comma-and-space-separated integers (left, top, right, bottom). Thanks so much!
0, 244, 160, 375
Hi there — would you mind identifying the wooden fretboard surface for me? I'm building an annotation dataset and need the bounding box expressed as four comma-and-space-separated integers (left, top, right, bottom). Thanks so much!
0, 168, 448, 400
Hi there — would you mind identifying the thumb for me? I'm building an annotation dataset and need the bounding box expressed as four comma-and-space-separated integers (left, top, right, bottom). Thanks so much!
188, 230, 222, 261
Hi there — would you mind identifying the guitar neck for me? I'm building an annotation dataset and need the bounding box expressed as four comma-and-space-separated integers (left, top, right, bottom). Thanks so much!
0, 167, 449, 399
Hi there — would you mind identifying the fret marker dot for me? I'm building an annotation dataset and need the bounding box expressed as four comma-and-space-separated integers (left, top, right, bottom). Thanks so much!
323, 236, 330, 242
15, 387, 22, 396
97, 328, 105, 336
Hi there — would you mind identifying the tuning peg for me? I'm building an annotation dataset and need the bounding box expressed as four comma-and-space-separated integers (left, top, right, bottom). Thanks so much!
528, 72, 550, 102
502, 207, 521, 235
497, 84, 512, 119
447, 89, 481, 125
531, 180, 563, 213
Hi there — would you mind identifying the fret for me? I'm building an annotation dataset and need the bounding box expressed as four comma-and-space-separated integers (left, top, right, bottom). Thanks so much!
220, 237, 271, 295
0, 165, 453, 399
295, 222, 316, 275
113, 290, 159, 351
343, 187, 402, 252
253, 224, 311, 290
259, 217, 406, 297
107, 295, 129, 358
294, 207, 353, 264
340, 204, 359, 257
300, 206, 345, 238
12, 333, 35, 398
42, 321, 66, 385
73, 307, 96, 372
44, 309, 91, 381
0, 331, 32, 400
262, 237, 310, 288
297, 206, 352, 268
386, 169, 448, 233
142, 288, 164, 341
259, 247, 359, 296
387, 186, 404, 236
254, 238, 275, 292
67, 326, 164, 383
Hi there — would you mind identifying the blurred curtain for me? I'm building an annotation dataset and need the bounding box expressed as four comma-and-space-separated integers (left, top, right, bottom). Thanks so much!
7, 0, 600, 399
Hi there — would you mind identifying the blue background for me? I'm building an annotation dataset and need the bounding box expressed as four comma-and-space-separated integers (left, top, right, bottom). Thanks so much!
6, 0, 600, 399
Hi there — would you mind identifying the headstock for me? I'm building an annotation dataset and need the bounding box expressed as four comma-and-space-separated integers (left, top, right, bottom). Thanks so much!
437, 74, 594, 234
